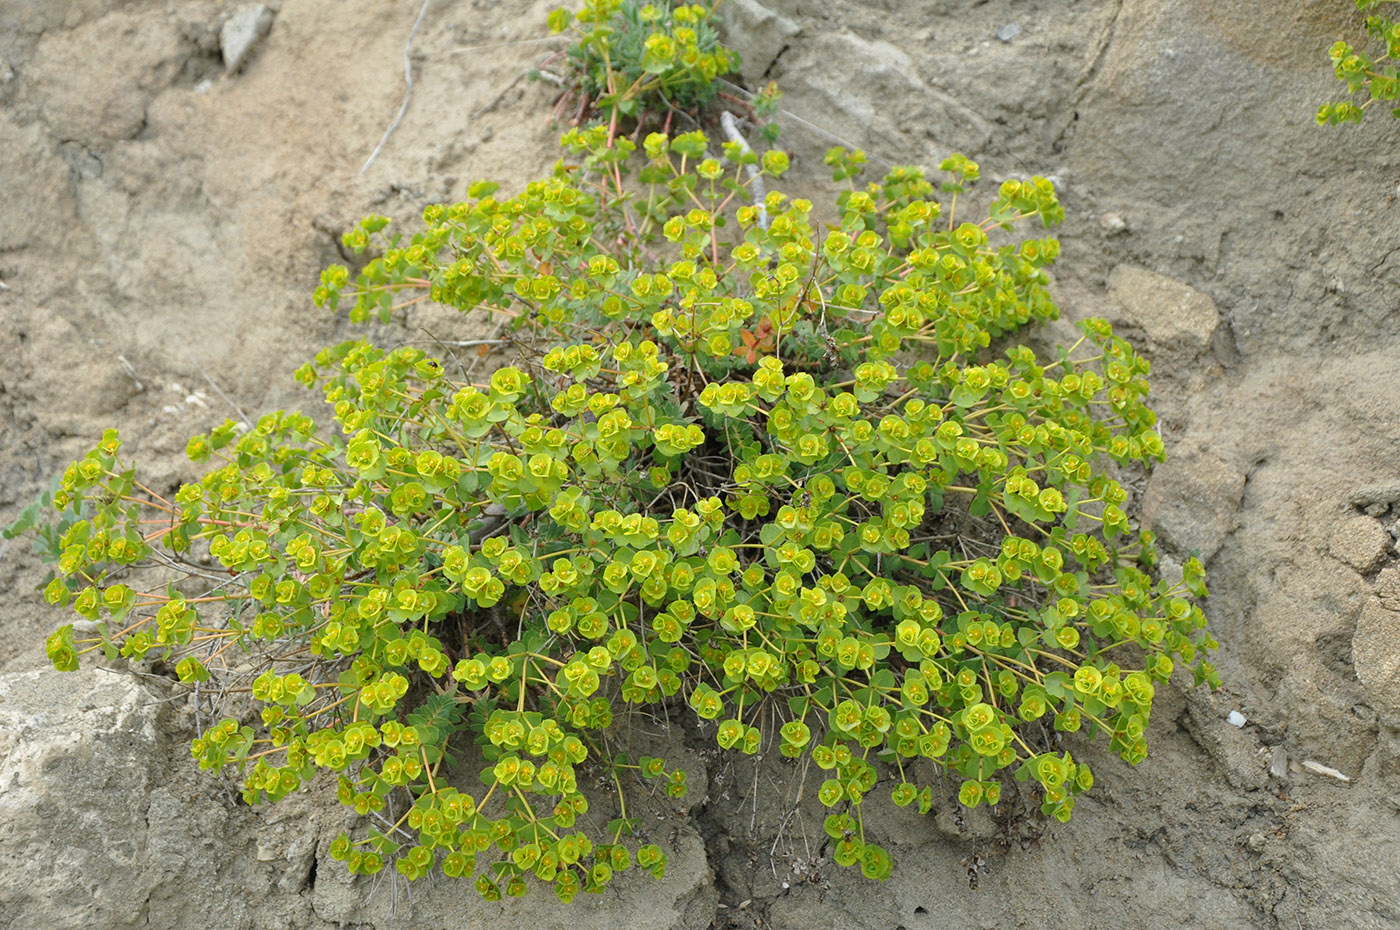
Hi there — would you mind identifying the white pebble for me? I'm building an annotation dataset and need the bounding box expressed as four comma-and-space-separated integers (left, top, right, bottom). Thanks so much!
1226, 710, 1246, 728
996, 23, 1022, 43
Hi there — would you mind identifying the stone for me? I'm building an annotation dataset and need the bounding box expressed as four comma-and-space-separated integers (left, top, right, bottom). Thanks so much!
1140, 444, 1246, 562
1349, 483, 1400, 508
1375, 565, 1400, 611
1099, 212, 1128, 234
1330, 515, 1393, 574
773, 29, 996, 155
1105, 264, 1221, 359
221, 4, 275, 74
0, 670, 163, 930
995, 23, 1023, 43
1156, 552, 1186, 589
277, 831, 318, 893
58, 141, 103, 180
723, 0, 800, 84
1354, 599, 1400, 721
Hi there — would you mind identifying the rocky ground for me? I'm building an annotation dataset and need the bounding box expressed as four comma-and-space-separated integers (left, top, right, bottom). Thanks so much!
1, 1, 1397, 928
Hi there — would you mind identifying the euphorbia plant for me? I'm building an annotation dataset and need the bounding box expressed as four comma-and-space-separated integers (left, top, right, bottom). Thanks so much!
547, 0, 744, 129
1318, 0, 1400, 125
33, 125, 1216, 900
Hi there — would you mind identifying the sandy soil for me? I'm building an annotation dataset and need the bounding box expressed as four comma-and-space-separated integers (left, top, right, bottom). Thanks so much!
1, 1, 1397, 928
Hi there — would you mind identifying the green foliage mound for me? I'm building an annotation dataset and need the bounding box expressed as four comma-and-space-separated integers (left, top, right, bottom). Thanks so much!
1319, 0, 1400, 125
548, 0, 748, 130
33, 128, 1216, 899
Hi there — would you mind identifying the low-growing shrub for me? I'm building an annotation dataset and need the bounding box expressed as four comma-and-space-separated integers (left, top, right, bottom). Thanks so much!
33, 127, 1216, 899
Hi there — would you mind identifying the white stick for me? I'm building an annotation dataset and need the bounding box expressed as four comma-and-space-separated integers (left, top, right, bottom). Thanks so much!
1301, 759, 1351, 782
719, 110, 769, 231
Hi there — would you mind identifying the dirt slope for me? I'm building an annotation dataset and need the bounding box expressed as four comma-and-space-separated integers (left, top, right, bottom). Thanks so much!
1, 1, 1396, 928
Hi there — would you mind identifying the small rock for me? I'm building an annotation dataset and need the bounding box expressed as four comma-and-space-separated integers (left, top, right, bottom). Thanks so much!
1140, 444, 1246, 563
1349, 483, 1400, 509
1105, 264, 1221, 359
1099, 212, 1128, 234
1157, 553, 1185, 588
1045, 174, 1066, 195
221, 4, 275, 74
1227, 710, 1247, 728
723, 0, 800, 84
278, 832, 318, 893
1330, 515, 1392, 574
995, 23, 1022, 43
1270, 746, 1288, 780
0, 671, 166, 927
1246, 833, 1266, 853
58, 141, 103, 180
1354, 600, 1400, 721
1375, 566, 1400, 611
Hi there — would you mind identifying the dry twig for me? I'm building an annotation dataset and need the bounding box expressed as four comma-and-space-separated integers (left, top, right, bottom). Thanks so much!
361, 0, 433, 174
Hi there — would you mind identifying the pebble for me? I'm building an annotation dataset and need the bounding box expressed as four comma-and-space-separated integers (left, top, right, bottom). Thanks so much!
996, 23, 1022, 43
1227, 710, 1247, 728
1099, 212, 1127, 234
1329, 515, 1393, 574
221, 4, 276, 75
1270, 746, 1288, 780
1246, 833, 1266, 853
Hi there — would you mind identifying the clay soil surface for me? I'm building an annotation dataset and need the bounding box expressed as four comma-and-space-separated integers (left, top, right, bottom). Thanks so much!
1, 2, 1397, 928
